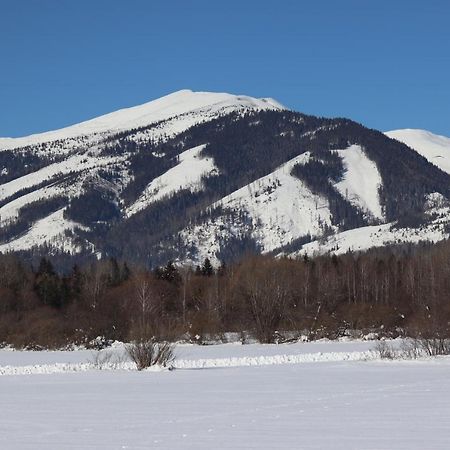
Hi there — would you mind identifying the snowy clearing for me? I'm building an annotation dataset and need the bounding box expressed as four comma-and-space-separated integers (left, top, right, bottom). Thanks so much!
297, 218, 448, 257
0, 153, 126, 203
0, 340, 449, 449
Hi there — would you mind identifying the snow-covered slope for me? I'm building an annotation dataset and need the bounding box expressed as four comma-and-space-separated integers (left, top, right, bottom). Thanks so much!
0, 152, 126, 204
180, 144, 388, 265
0, 90, 284, 153
0, 209, 88, 254
180, 152, 335, 264
333, 145, 384, 221
217, 152, 333, 247
386, 129, 450, 175
126, 145, 217, 217
294, 193, 450, 257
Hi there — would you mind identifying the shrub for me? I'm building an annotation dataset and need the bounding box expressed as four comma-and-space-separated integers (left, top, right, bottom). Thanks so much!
89, 350, 114, 370
399, 339, 422, 359
126, 339, 175, 370
88, 350, 127, 370
374, 341, 396, 359
416, 336, 450, 357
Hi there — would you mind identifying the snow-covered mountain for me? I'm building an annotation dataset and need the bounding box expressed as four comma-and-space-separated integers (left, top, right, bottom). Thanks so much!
1, 91, 450, 267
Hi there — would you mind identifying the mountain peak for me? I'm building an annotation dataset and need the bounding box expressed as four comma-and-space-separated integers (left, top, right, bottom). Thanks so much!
0, 90, 284, 151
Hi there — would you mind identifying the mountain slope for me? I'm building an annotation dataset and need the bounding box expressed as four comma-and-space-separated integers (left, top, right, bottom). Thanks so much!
385, 129, 450, 175
179, 151, 333, 263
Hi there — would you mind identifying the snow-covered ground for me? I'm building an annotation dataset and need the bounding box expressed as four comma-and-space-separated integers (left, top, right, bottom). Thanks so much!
1, 341, 450, 449
0, 340, 375, 371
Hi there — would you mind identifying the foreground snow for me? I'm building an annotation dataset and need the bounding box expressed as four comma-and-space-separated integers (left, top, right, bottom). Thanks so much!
1, 341, 449, 449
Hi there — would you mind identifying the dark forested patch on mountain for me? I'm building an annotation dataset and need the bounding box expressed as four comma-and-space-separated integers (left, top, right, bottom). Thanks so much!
0, 149, 60, 183
64, 189, 121, 227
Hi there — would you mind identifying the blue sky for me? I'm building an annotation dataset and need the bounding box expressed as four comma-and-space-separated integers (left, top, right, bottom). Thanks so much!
1, 0, 449, 137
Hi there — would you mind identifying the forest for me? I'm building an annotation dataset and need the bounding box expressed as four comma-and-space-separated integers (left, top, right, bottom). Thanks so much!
1, 239, 450, 349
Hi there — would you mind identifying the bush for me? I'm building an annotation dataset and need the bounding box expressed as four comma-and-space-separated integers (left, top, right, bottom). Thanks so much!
374, 336, 450, 361
416, 336, 450, 356
126, 339, 175, 370
374, 341, 396, 359
88, 350, 127, 370
399, 339, 422, 359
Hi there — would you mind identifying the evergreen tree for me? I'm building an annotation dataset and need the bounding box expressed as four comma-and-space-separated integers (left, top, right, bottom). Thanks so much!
34, 258, 62, 308
201, 258, 214, 277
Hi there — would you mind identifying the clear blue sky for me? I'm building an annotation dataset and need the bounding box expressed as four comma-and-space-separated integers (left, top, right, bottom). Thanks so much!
1, 0, 449, 137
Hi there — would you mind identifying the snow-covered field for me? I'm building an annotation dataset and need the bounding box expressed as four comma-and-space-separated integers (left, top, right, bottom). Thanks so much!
1, 340, 449, 449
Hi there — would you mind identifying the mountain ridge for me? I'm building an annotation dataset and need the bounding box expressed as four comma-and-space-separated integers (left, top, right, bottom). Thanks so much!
0, 90, 284, 150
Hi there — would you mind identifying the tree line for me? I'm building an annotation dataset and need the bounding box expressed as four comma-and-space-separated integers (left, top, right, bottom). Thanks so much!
1, 240, 450, 349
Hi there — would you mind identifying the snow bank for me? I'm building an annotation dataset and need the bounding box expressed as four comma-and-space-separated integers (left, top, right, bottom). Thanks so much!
174, 350, 376, 369
0, 349, 376, 376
